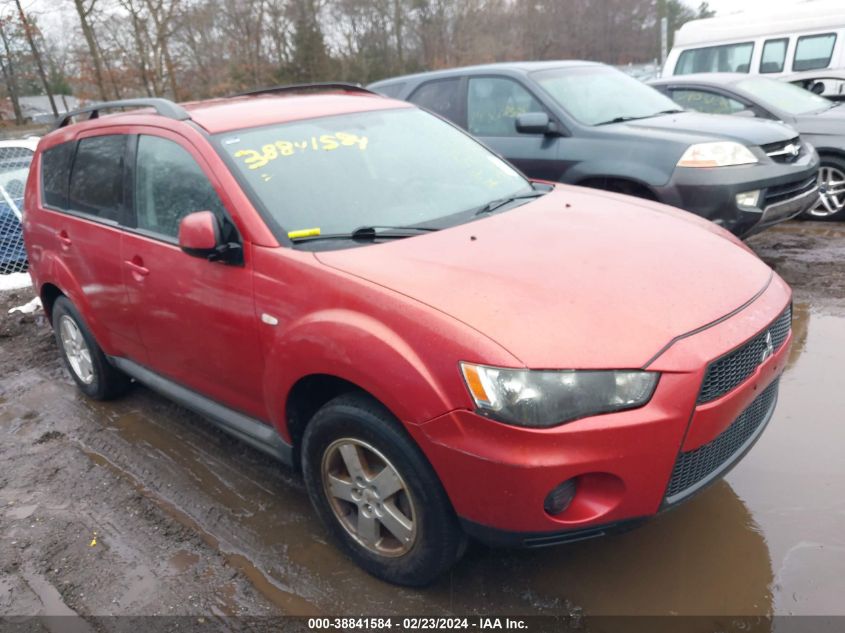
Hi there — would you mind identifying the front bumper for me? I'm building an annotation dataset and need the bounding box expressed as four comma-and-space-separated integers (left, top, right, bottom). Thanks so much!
654, 148, 819, 238
410, 276, 792, 545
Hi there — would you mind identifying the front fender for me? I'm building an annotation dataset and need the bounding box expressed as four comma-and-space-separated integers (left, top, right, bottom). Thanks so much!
568, 159, 673, 189
263, 309, 465, 441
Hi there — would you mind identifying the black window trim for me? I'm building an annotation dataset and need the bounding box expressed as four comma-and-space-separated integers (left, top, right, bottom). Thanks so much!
760, 37, 789, 74
792, 32, 838, 72
674, 41, 756, 75
123, 129, 244, 252
465, 73, 558, 139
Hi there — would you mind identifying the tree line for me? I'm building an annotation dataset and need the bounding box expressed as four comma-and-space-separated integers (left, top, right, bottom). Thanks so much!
0, 0, 714, 124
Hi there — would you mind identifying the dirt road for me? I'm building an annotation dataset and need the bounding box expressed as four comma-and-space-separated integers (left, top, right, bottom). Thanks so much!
1, 221, 844, 625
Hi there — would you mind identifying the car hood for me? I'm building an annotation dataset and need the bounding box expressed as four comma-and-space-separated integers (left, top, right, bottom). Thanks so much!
315, 187, 772, 369
794, 106, 845, 139
616, 111, 797, 146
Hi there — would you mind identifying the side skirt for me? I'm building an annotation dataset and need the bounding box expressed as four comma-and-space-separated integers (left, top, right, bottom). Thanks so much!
109, 357, 294, 466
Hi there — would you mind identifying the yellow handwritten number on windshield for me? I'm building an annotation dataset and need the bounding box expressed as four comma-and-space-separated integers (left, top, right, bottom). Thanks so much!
234, 133, 369, 170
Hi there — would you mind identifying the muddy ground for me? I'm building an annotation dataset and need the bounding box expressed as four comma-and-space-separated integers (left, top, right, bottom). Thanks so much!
0, 221, 844, 628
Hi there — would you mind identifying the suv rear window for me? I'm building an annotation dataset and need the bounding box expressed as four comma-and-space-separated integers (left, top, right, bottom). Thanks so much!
41, 142, 73, 209
68, 135, 126, 222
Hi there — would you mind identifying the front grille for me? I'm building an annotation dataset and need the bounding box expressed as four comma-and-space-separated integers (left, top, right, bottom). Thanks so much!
764, 176, 817, 207
666, 379, 779, 500
698, 305, 791, 404
761, 137, 801, 163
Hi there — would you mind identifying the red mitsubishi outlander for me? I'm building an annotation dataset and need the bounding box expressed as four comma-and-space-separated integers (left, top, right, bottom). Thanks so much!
24, 85, 791, 586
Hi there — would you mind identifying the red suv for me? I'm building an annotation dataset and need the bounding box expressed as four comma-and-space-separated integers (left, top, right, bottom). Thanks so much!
24, 85, 792, 586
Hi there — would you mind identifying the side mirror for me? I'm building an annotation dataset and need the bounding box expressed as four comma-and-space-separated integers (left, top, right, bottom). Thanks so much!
179, 211, 220, 257
178, 211, 242, 264
515, 112, 559, 135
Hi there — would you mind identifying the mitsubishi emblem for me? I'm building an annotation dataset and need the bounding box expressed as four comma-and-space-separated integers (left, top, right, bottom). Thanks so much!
761, 330, 774, 363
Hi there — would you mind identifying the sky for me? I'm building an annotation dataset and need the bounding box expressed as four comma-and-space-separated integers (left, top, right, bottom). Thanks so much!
20, 0, 818, 47
695, 0, 801, 16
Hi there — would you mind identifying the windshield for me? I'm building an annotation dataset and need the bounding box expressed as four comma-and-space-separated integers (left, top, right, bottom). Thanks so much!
532, 65, 682, 126
735, 77, 832, 115
217, 108, 531, 242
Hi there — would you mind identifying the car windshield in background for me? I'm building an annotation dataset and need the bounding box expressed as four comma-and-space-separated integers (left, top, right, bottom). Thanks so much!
217, 108, 531, 243
735, 77, 833, 115
532, 65, 682, 126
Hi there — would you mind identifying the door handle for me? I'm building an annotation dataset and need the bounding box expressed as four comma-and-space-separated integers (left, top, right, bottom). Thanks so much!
58, 230, 72, 249
124, 258, 150, 278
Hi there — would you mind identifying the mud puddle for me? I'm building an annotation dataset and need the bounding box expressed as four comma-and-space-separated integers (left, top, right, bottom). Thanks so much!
1, 221, 844, 620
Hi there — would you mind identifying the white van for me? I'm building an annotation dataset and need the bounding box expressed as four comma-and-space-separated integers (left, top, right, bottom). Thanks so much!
663, 0, 845, 98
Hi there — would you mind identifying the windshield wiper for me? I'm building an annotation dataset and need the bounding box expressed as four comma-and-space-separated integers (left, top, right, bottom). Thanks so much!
289, 225, 439, 243
474, 191, 547, 216
595, 109, 683, 126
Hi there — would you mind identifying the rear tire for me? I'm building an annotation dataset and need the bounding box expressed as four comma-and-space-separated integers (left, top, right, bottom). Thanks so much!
301, 393, 466, 586
52, 296, 130, 400
805, 156, 845, 220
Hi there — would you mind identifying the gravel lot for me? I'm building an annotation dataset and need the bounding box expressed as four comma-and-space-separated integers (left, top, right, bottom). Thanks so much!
1, 220, 844, 628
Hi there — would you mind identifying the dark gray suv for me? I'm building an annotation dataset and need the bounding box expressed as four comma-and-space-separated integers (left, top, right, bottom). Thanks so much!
370, 61, 820, 237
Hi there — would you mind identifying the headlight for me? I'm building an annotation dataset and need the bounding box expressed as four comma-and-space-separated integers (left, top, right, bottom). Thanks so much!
460, 363, 659, 428
677, 142, 758, 168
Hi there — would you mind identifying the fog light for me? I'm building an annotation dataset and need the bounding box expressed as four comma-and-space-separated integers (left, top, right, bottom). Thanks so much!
736, 190, 761, 208
544, 479, 577, 516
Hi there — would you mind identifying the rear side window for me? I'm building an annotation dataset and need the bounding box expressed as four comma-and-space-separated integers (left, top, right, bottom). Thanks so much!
761, 38, 788, 73
408, 78, 462, 122
134, 135, 227, 239
68, 135, 126, 222
41, 142, 73, 209
793, 33, 836, 71
675, 42, 754, 74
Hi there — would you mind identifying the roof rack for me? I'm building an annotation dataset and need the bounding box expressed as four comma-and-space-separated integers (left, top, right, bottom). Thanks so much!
53, 98, 191, 130
235, 82, 377, 98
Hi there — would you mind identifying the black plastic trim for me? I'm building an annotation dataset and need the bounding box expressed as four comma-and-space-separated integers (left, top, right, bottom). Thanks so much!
460, 516, 647, 549
109, 357, 294, 465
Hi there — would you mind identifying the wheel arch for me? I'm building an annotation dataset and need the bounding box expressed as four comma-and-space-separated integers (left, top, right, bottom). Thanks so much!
576, 175, 659, 200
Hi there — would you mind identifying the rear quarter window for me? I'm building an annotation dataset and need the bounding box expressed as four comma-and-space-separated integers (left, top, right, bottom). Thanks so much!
41, 142, 74, 210
408, 78, 463, 123
68, 135, 126, 222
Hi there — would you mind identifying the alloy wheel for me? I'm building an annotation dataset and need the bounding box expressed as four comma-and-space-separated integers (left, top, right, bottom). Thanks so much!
59, 315, 94, 384
812, 165, 845, 217
321, 438, 417, 557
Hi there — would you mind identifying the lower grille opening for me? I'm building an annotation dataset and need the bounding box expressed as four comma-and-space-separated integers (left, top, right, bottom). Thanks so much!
666, 379, 779, 502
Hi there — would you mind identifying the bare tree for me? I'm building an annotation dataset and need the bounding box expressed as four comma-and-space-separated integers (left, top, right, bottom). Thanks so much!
14, 0, 57, 115
72, 0, 110, 100
0, 18, 23, 123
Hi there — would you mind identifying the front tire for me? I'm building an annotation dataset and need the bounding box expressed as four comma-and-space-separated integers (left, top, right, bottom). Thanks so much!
301, 393, 466, 586
52, 296, 130, 400
805, 156, 845, 220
